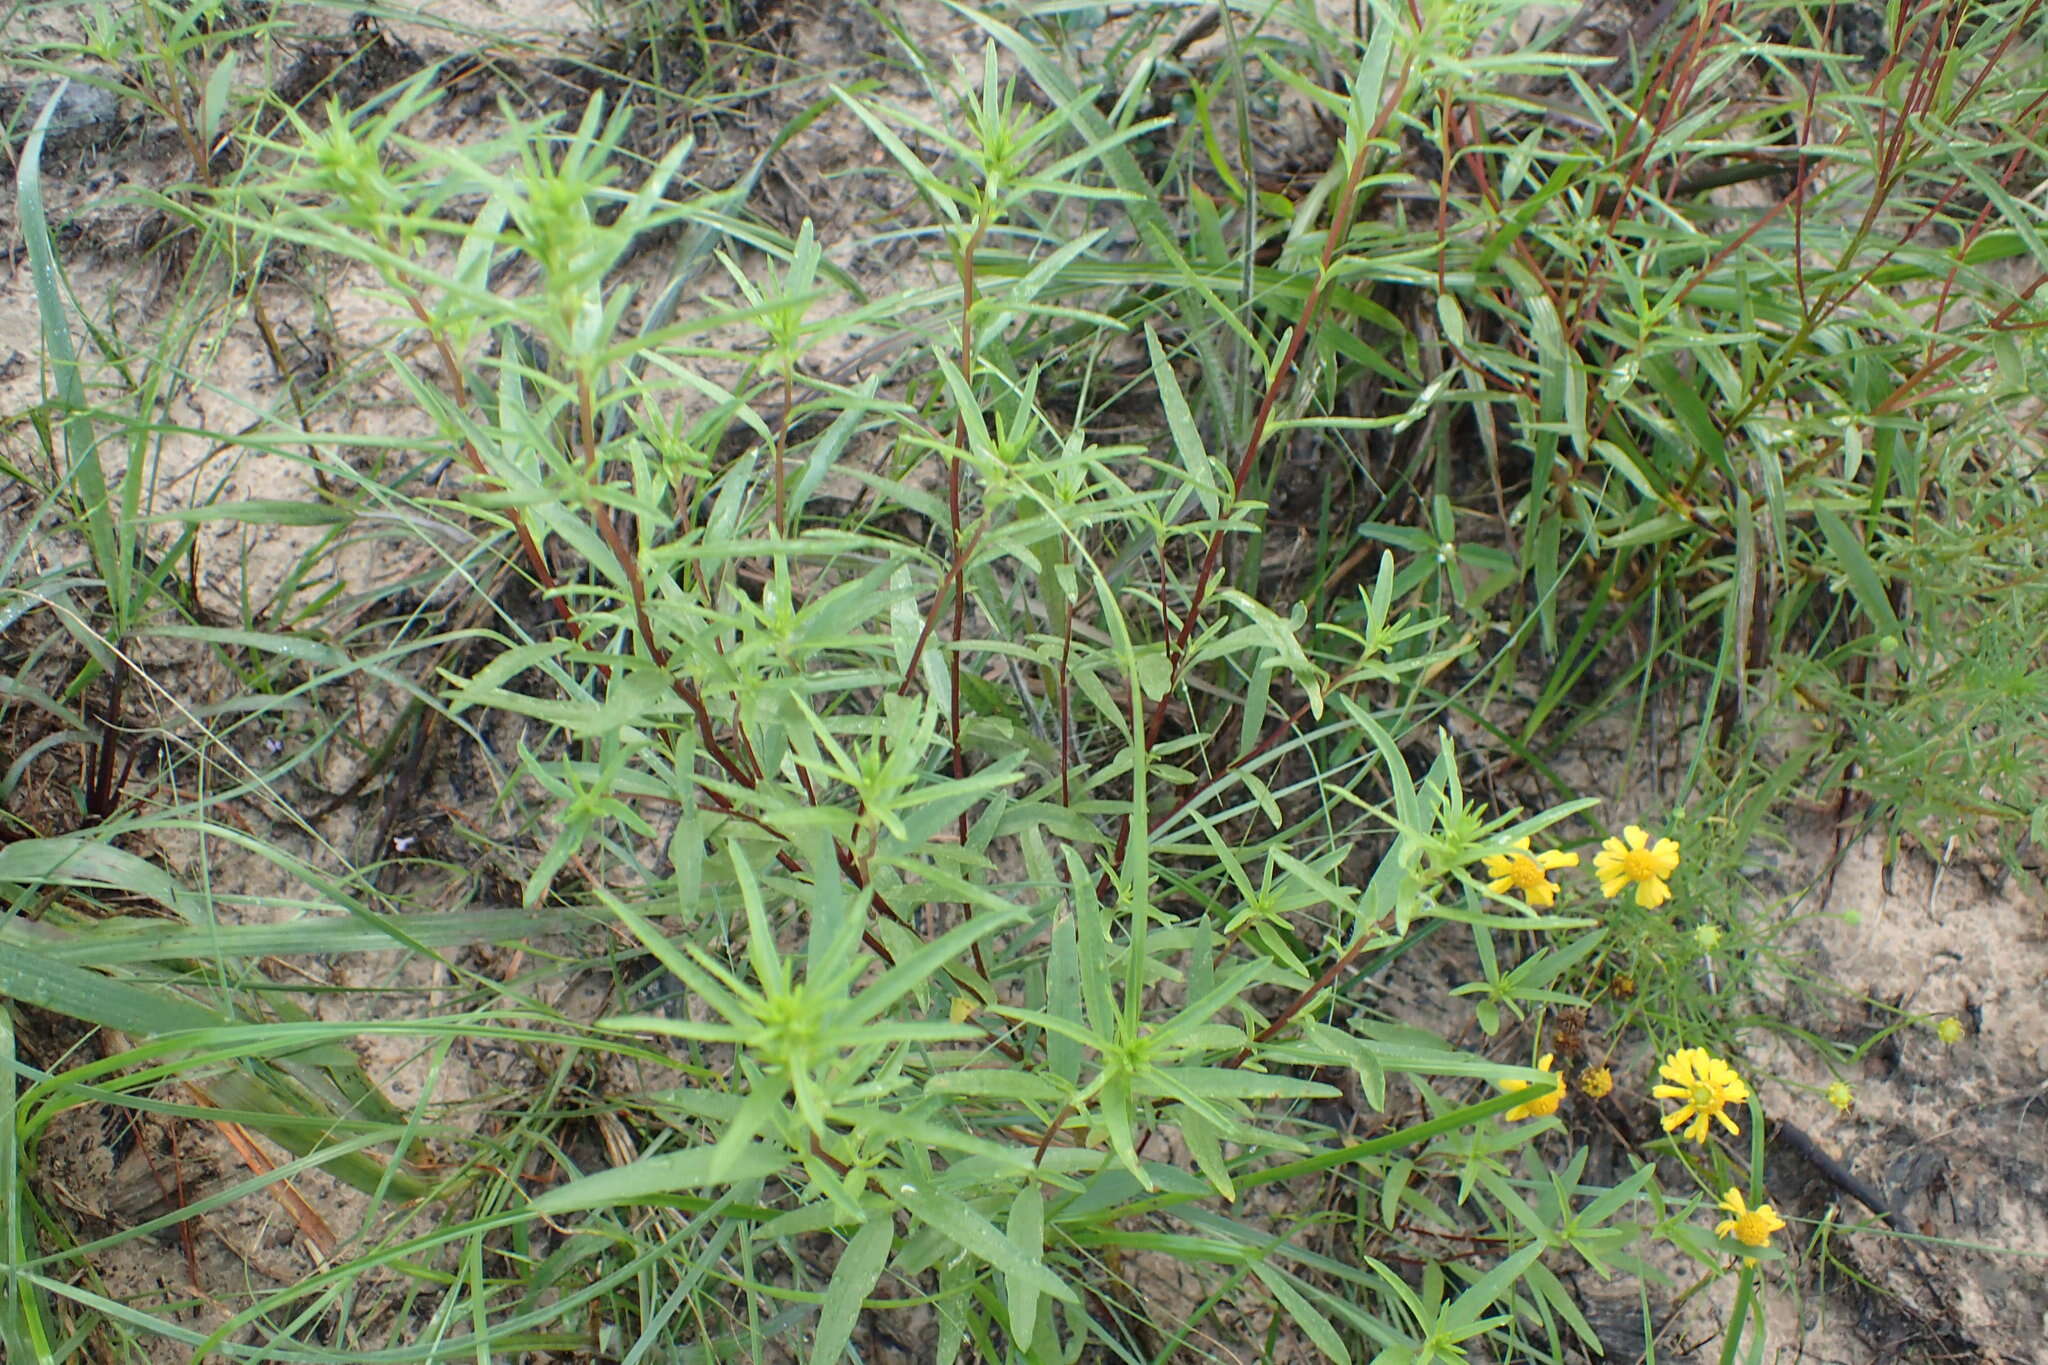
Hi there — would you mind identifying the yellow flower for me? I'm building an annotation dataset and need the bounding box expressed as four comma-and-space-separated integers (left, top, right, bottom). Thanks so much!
1593, 825, 1681, 908
1935, 1016, 1964, 1045
1481, 838, 1580, 908
1502, 1053, 1563, 1121
1826, 1081, 1853, 1112
1653, 1047, 1749, 1144
1715, 1188, 1787, 1250
1581, 1066, 1614, 1099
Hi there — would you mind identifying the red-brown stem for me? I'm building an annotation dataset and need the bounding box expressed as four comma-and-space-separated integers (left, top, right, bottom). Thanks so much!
1058, 578, 1076, 809
1790, 0, 1837, 316
408, 296, 582, 639
1165, 62, 1413, 671
395, 280, 962, 1001
1225, 925, 1380, 1069
1709, 20, 2046, 443
1598, 0, 1724, 244
570, 395, 939, 977
1946, 0, 2045, 110
775, 366, 792, 538
1919, 89, 2048, 368
1432, 87, 1455, 293
1391, 1219, 1511, 1247
1424, 97, 1551, 472
1031, 1101, 1077, 1168
898, 523, 990, 698
1095, 60, 1414, 893
1877, 270, 2048, 415
567, 369, 767, 792
1451, 102, 1564, 328
87, 668, 125, 821
1119, 907, 1393, 1165
949, 218, 990, 849
1555, 0, 1730, 345
586, 499, 758, 788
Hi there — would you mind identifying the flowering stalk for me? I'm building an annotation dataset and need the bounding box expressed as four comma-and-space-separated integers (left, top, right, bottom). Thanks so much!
1717, 1259, 1759, 1365
1715, 1091, 1778, 1361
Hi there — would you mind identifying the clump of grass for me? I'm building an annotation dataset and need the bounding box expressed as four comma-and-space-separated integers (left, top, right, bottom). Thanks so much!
3, 0, 2045, 1358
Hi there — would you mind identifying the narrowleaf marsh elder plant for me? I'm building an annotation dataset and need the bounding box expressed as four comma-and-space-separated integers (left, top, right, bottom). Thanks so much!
31, 29, 1666, 1358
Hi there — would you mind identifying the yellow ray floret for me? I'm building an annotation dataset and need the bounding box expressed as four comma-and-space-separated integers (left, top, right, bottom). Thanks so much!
1502, 1053, 1563, 1122
1593, 824, 1681, 908
1481, 838, 1580, 908
1715, 1188, 1787, 1250
1653, 1047, 1749, 1144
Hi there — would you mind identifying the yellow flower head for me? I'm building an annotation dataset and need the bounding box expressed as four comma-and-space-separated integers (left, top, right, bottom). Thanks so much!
1593, 824, 1681, 909
1501, 1053, 1563, 1121
1715, 1188, 1787, 1250
1935, 1016, 1964, 1045
1653, 1047, 1749, 1144
1580, 1066, 1614, 1099
1826, 1080, 1853, 1112
1481, 838, 1580, 909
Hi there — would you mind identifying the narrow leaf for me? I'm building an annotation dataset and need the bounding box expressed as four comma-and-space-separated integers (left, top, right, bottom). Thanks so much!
810, 1215, 892, 1365
530, 1144, 787, 1214
892, 1178, 1076, 1303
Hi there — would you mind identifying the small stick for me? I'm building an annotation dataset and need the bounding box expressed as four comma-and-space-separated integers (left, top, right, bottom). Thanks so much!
1772, 1118, 1899, 1227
